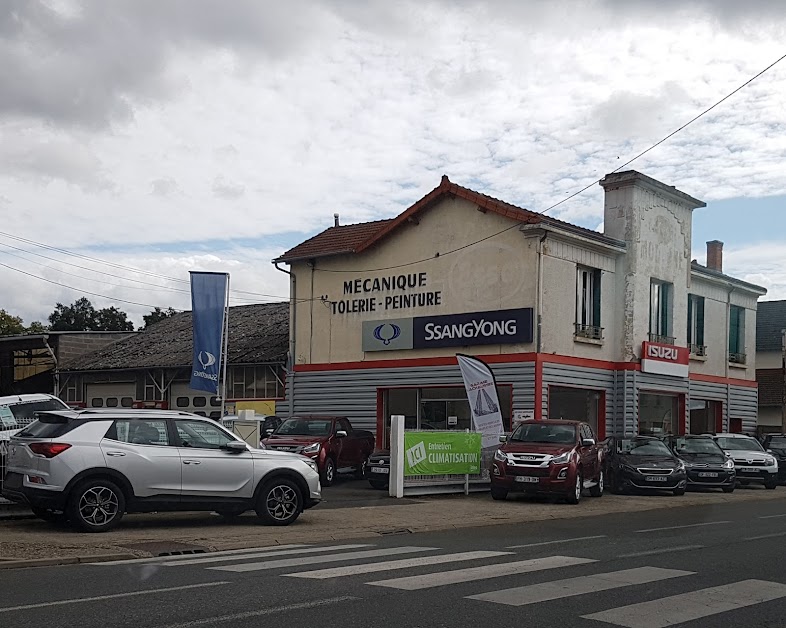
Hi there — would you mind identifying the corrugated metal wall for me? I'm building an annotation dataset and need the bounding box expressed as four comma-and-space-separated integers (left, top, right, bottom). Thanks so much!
730, 384, 759, 433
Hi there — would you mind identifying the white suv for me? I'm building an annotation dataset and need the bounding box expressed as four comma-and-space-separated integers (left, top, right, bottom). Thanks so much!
2, 409, 321, 532
712, 433, 779, 489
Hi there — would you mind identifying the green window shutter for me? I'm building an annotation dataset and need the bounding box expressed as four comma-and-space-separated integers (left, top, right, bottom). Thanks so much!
592, 270, 601, 326
729, 306, 740, 354
697, 297, 705, 346
687, 296, 693, 345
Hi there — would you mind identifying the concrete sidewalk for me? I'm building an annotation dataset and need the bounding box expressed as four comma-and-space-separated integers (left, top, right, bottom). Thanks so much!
1, 488, 784, 566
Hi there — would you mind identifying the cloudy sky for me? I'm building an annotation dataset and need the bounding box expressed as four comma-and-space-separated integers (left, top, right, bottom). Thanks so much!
1, 0, 786, 328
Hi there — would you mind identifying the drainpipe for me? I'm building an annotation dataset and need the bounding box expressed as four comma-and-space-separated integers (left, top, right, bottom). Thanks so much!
536, 231, 548, 353
274, 262, 296, 418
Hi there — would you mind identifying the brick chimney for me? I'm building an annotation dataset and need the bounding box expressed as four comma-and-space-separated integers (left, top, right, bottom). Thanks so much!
706, 240, 723, 272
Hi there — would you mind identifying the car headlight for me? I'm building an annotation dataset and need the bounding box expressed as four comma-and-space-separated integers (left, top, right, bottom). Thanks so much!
300, 458, 318, 472
676, 462, 685, 472
766, 457, 776, 467
681, 462, 693, 469
723, 459, 734, 470
494, 449, 508, 463
302, 442, 321, 454
550, 451, 572, 465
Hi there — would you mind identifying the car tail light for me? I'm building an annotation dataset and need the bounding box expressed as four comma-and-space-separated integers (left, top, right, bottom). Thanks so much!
29, 443, 72, 458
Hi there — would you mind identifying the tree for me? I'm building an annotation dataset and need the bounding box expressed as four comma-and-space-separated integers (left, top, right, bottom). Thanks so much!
26, 321, 49, 334
48, 298, 134, 332
0, 309, 25, 336
142, 306, 177, 329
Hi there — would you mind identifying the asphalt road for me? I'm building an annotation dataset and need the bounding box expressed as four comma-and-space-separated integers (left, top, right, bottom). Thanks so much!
4, 497, 786, 628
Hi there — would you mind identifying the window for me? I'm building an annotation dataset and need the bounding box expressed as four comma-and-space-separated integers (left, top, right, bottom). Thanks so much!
121, 397, 134, 408
548, 387, 602, 437
649, 280, 674, 343
106, 397, 118, 408
175, 419, 234, 449
91, 398, 103, 408
687, 294, 705, 356
193, 397, 207, 408
575, 267, 602, 340
106, 420, 169, 446
176, 397, 190, 408
639, 393, 678, 436
210, 396, 221, 407
229, 365, 285, 399
729, 305, 746, 364
689, 399, 720, 435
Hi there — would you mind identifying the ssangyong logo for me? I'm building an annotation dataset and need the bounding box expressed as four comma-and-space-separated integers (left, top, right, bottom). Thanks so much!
198, 351, 217, 370
647, 345, 678, 361
373, 323, 401, 346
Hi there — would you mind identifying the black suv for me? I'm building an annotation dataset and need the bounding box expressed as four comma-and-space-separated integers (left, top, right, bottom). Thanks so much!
761, 434, 786, 484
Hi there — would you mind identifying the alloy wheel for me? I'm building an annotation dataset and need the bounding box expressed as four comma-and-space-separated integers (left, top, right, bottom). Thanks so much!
266, 485, 298, 521
78, 486, 120, 526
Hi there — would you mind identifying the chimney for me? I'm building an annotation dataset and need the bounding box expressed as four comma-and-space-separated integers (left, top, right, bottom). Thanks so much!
706, 240, 723, 272
334, 213, 340, 227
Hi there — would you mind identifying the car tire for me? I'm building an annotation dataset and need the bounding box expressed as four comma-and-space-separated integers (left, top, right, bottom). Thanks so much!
355, 455, 370, 479
589, 470, 604, 497
321, 458, 336, 487
255, 478, 303, 526
673, 487, 686, 496
66, 479, 126, 533
369, 480, 388, 490
722, 485, 735, 493
216, 507, 246, 521
566, 471, 582, 505
30, 507, 68, 525
765, 478, 778, 490
490, 487, 508, 501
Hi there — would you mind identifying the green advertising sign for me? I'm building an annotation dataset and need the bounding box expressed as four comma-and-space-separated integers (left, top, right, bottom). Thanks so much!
403, 431, 482, 476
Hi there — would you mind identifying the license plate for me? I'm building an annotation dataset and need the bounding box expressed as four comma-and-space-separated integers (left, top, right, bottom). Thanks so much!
645, 476, 668, 482
371, 467, 389, 474
698, 472, 718, 478
738, 467, 758, 473
515, 476, 539, 483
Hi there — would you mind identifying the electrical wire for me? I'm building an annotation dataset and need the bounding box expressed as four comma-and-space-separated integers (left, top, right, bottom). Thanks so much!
314, 50, 786, 274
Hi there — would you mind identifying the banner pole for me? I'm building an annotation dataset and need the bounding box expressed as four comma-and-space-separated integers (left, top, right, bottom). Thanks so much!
219, 274, 230, 420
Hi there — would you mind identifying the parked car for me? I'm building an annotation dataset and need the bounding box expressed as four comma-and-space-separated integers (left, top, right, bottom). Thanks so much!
605, 436, 687, 495
664, 435, 735, 492
261, 415, 375, 486
2, 408, 321, 532
760, 434, 786, 484
711, 433, 779, 489
490, 419, 604, 504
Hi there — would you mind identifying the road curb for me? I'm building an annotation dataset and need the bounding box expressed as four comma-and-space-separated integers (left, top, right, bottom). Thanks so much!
0, 553, 138, 570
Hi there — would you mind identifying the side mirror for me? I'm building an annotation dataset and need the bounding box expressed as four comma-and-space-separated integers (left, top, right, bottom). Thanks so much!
582, 438, 596, 447
222, 441, 248, 453
767, 449, 774, 454
264, 428, 275, 435
336, 430, 348, 438
499, 434, 509, 443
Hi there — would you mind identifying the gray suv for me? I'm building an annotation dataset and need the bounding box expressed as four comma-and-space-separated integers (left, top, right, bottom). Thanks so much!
2, 409, 321, 532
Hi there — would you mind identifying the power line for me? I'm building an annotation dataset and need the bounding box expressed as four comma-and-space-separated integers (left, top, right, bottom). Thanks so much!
315, 50, 786, 274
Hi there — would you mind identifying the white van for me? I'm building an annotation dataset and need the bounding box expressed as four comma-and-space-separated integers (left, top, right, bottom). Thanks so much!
0, 394, 70, 468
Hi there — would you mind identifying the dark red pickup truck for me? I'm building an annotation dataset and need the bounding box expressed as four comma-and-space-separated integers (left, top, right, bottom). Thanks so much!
261, 415, 375, 486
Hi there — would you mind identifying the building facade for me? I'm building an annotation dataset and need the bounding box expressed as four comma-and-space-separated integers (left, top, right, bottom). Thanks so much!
756, 300, 786, 434
276, 171, 765, 445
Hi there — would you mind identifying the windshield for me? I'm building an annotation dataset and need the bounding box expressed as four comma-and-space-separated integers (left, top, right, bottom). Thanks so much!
671, 438, 723, 455
767, 436, 786, 448
714, 437, 764, 452
274, 418, 332, 437
510, 423, 576, 444
0, 399, 69, 431
620, 439, 672, 456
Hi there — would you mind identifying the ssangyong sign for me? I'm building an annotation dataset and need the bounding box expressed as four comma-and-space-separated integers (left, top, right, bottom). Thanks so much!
641, 341, 690, 378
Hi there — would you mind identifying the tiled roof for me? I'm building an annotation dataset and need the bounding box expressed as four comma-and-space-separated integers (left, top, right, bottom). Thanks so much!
757, 368, 783, 406
275, 176, 623, 263
757, 301, 786, 352
59, 302, 289, 371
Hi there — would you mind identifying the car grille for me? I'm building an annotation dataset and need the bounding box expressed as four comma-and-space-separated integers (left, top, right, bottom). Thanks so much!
270, 445, 301, 452
370, 459, 388, 466
733, 459, 765, 466
637, 468, 674, 475
507, 453, 550, 467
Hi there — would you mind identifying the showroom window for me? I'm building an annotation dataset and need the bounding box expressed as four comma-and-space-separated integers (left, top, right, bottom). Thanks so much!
729, 305, 746, 364
687, 294, 705, 356
575, 266, 602, 340
548, 386, 603, 438
649, 280, 674, 344
689, 399, 720, 435
639, 393, 679, 437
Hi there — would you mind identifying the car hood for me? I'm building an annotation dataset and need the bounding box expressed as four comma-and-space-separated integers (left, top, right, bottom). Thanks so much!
618, 455, 679, 468
675, 453, 727, 465
501, 442, 574, 456
767, 446, 786, 458
262, 435, 328, 446
721, 449, 773, 462
248, 447, 313, 461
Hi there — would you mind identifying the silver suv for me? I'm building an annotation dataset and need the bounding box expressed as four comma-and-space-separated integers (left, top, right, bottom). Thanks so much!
2, 409, 321, 532
711, 433, 779, 489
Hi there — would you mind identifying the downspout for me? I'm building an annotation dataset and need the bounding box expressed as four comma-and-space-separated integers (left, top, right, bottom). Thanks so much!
535, 231, 548, 420
536, 231, 548, 353
275, 262, 296, 418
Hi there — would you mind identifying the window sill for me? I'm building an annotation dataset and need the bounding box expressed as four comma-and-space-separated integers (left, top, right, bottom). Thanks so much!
728, 362, 748, 370
574, 335, 604, 346
689, 354, 707, 362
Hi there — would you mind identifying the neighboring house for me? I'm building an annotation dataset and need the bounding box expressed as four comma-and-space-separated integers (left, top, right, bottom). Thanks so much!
274, 170, 766, 443
56, 303, 289, 418
756, 300, 786, 434
0, 331, 136, 397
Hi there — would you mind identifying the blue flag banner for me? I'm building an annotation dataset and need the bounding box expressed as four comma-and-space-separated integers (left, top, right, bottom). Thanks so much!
190, 272, 228, 394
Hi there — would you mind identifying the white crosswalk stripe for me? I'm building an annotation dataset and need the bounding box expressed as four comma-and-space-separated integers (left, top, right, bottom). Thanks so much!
283, 551, 513, 579
207, 546, 440, 573
158, 544, 375, 566
368, 555, 596, 590
583, 579, 786, 628
466, 566, 694, 606
89, 544, 313, 566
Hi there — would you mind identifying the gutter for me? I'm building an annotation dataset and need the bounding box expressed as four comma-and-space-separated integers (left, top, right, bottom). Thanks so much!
274, 261, 297, 418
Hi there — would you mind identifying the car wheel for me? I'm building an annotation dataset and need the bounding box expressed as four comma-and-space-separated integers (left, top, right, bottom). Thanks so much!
765, 478, 778, 490
589, 470, 604, 497
722, 485, 735, 493
66, 479, 125, 533
255, 478, 303, 526
566, 471, 582, 505
369, 480, 388, 490
30, 507, 68, 525
673, 487, 686, 496
216, 507, 246, 521
490, 487, 508, 501
321, 458, 336, 487
355, 455, 370, 479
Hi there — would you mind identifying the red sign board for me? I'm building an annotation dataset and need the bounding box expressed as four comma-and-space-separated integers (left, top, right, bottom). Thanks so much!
641, 342, 689, 378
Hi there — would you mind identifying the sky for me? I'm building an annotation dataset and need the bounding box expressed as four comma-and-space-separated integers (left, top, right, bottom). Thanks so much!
1, 0, 786, 328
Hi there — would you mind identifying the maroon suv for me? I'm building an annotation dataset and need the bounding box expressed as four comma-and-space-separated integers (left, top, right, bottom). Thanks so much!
490, 419, 604, 504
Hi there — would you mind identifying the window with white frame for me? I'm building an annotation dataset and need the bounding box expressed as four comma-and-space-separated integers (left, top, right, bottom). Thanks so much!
649, 280, 674, 343
687, 294, 705, 356
575, 266, 602, 340
229, 365, 285, 399
729, 305, 746, 364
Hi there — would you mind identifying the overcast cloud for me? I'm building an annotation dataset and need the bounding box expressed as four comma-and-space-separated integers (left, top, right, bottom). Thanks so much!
1, 0, 786, 327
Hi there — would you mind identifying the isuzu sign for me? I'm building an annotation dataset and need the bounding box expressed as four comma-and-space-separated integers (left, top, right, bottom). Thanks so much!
641, 341, 690, 378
